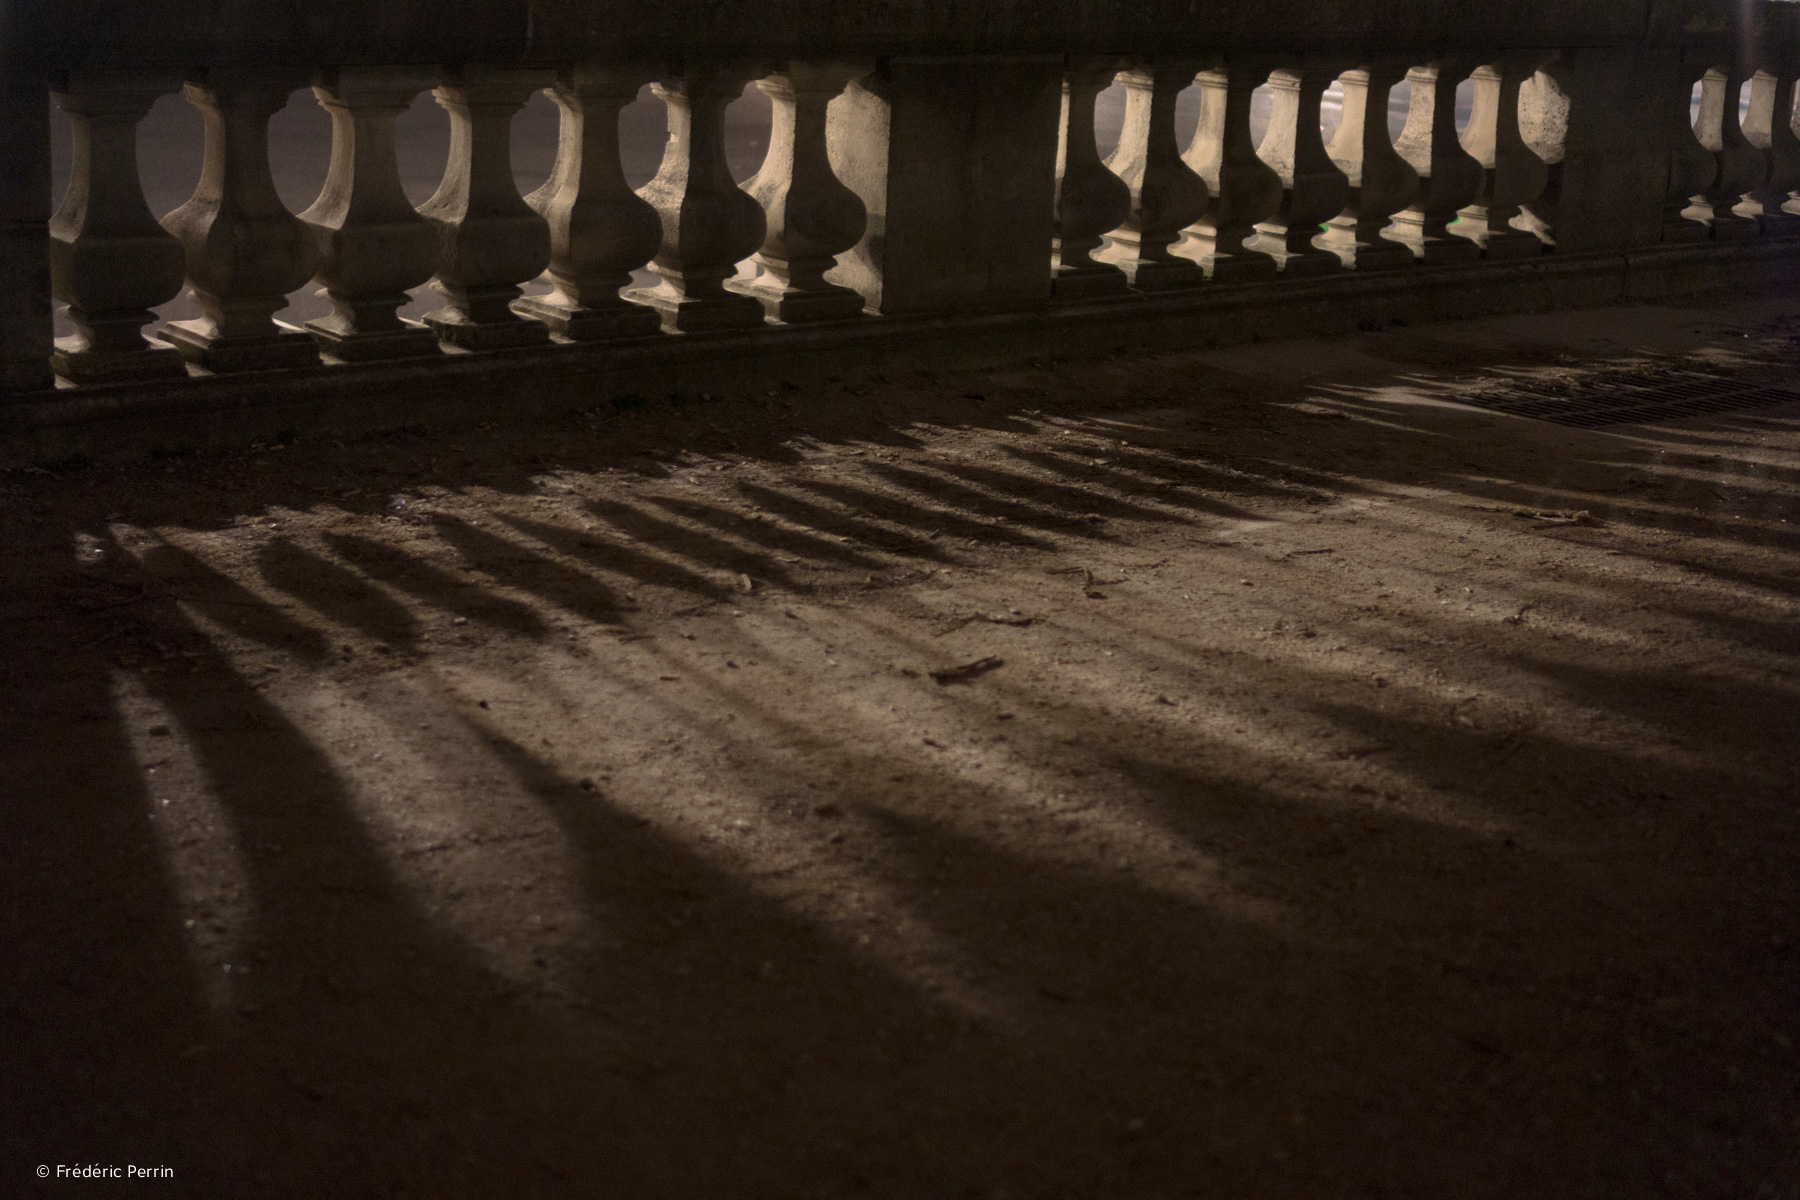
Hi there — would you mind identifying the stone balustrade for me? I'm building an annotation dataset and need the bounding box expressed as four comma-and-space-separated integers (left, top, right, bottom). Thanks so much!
3, 0, 1799, 439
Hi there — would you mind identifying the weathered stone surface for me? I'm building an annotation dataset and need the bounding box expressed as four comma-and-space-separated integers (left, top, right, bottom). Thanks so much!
1094, 62, 1208, 290
41, 0, 1774, 71
1319, 64, 1419, 271
1390, 61, 1487, 263
516, 65, 665, 341
1051, 61, 1132, 300
1180, 63, 1284, 282
733, 63, 872, 324
302, 67, 443, 361
49, 73, 189, 381
1691, 66, 1767, 241
627, 66, 769, 333
1250, 63, 1349, 277
828, 60, 1061, 316
419, 67, 554, 350
1457, 56, 1555, 259
160, 74, 322, 372
1737, 68, 1800, 234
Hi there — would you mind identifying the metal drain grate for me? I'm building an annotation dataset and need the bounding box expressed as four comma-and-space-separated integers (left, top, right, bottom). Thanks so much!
1454, 371, 1800, 429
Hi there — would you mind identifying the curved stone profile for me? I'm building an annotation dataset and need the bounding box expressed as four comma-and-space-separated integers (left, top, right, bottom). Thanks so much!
160, 74, 322, 372
1737, 67, 1800, 235
418, 66, 554, 350
302, 67, 441, 361
1051, 60, 1132, 299
1458, 55, 1555, 258
515, 65, 665, 341
734, 62, 871, 323
1095, 62, 1209, 289
1691, 66, 1767, 241
1180, 62, 1284, 282
628, 65, 769, 333
1390, 60, 1487, 261
1319, 64, 1420, 270
1250, 64, 1350, 277
49, 72, 187, 381
1663, 63, 1719, 243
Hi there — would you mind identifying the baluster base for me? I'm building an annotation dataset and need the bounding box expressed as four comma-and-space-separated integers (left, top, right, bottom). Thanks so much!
1178, 238, 1279, 284
1104, 256, 1207, 291
423, 310, 552, 351
1051, 263, 1133, 300
1386, 216, 1482, 264
161, 320, 321, 372
1480, 229, 1549, 260
726, 280, 867, 324
1704, 214, 1762, 242
512, 296, 664, 341
306, 322, 443, 362
625, 284, 766, 334
1248, 229, 1342, 279
52, 336, 188, 383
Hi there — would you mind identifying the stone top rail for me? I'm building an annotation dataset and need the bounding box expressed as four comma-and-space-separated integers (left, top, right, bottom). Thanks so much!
19, 0, 1799, 69
2, 0, 1800, 458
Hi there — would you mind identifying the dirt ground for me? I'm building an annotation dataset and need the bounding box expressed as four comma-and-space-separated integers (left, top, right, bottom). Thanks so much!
4, 294, 1799, 1199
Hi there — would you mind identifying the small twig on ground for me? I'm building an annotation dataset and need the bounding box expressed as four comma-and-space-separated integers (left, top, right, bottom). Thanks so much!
929, 656, 1005, 685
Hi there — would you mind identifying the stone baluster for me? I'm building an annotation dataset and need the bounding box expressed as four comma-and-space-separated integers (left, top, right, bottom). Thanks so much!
733, 62, 871, 323
1094, 62, 1208, 289
1249, 64, 1349, 277
1457, 56, 1554, 258
1690, 66, 1765, 240
48, 73, 187, 381
159, 74, 322, 371
513, 66, 664, 341
1180, 62, 1284, 282
1663, 61, 1718, 242
1736, 68, 1800, 234
628, 65, 769, 332
1050, 61, 1132, 299
1318, 65, 1419, 270
417, 67, 553, 349
1389, 61, 1487, 261
300, 68, 441, 361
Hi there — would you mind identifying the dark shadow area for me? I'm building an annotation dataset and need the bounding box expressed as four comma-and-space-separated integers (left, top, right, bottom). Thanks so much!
6, 298, 1800, 1198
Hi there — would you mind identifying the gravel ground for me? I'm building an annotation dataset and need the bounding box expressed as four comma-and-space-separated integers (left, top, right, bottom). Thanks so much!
5, 294, 1799, 1198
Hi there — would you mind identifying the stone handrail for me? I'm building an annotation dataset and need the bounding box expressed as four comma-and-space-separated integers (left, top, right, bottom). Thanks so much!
2, 0, 1798, 418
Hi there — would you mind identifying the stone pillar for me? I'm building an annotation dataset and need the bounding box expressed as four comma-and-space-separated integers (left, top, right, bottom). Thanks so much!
1514, 66, 1569, 247
1094, 62, 1208, 290
300, 68, 441, 361
1319, 65, 1419, 270
1691, 66, 1765, 241
1523, 49, 1667, 253
514, 65, 664, 340
1180, 62, 1283, 282
1662, 56, 1718, 243
1389, 61, 1486, 262
627, 65, 768, 333
1737, 68, 1800, 235
160, 75, 322, 371
418, 67, 553, 349
1249, 65, 1349, 277
733, 62, 870, 323
826, 60, 1062, 316
48, 73, 187, 381
0, 0, 53, 394
1051, 61, 1131, 299
1457, 56, 1554, 258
